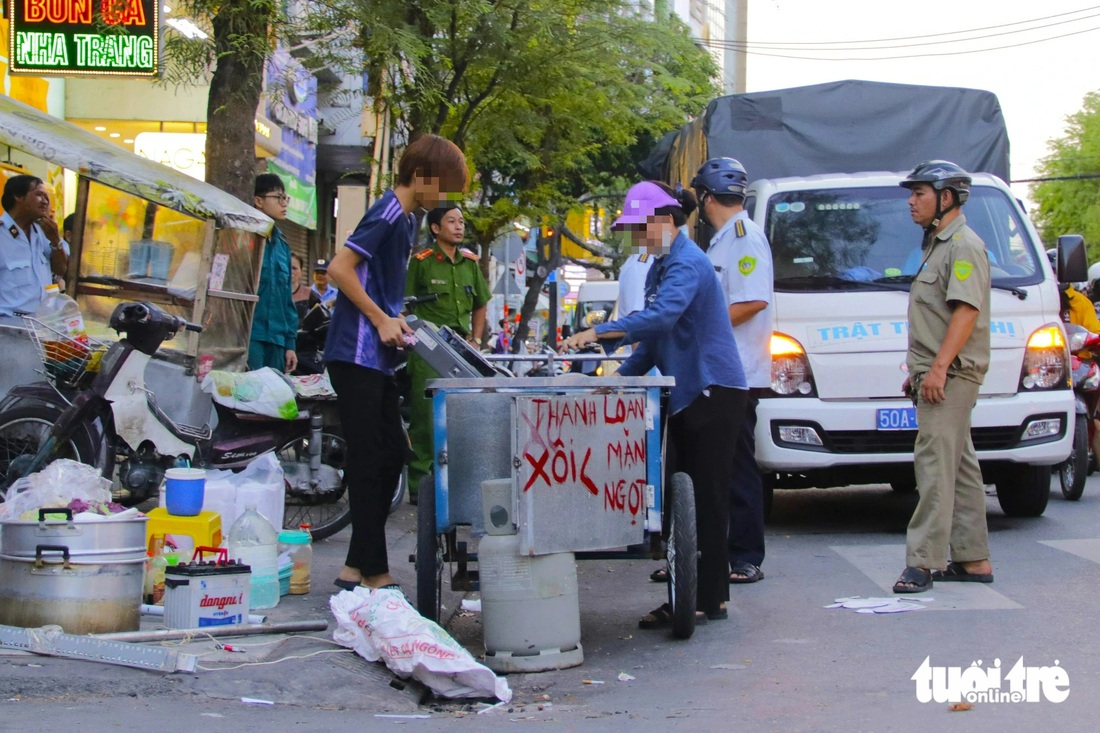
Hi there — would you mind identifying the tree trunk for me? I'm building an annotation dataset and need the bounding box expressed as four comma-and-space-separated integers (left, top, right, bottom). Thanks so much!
206, 4, 271, 204
512, 226, 561, 352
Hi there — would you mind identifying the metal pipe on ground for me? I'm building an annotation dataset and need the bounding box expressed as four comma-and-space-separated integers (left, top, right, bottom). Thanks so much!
90, 619, 329, 644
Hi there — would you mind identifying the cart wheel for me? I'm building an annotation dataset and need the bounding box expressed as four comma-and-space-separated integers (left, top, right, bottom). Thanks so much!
416, 474, 443, 621
666, 471, 698, 639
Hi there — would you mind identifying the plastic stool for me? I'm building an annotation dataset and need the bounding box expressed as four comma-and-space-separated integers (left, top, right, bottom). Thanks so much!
145, 507, 223, 551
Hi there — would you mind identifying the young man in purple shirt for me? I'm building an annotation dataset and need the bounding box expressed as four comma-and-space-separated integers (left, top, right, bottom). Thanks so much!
326, 134, 468, 593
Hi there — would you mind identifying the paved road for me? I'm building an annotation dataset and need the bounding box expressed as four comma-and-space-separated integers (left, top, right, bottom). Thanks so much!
3, 476, 1099, 731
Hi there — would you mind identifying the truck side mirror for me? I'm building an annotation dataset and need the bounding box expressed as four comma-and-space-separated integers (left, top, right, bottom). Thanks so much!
1056, 234, 1088, 284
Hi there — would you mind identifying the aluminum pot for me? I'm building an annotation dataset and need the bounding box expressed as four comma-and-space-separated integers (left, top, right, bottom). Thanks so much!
0, 508, 148, 634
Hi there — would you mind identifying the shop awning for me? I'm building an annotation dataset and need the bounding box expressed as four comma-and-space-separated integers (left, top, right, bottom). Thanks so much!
0, 94, 272, 236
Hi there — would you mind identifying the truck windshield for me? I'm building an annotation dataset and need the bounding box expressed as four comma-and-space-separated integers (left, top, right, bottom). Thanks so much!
765, 186, 1042, 292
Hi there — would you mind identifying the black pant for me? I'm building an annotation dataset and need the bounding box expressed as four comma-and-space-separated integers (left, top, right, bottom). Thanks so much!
729, 389, 766, 567
327, 360, 405, 576
667, 386, 747, 615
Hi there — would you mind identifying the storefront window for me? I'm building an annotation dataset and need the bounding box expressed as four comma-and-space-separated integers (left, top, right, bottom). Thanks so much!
74, 180, 263, 370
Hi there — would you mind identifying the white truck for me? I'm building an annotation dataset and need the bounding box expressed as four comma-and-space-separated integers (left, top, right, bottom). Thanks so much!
746, 170, 1075, 517
645, 80, 1077, 516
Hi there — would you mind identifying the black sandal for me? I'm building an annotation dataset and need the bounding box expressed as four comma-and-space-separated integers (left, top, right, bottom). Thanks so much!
649, 567, 669, 583
638, 602, 707, 629
893, 567, 933, 594
729, 562, 764, 584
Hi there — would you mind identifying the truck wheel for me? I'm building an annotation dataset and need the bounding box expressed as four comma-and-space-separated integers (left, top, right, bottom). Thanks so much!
666, 472, 697, 640
415, 475, 442, 622
996, 465, 1051, 517
1060, 414, 1088, 501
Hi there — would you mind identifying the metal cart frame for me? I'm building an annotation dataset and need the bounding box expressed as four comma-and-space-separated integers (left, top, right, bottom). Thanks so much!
415, 373, 702, 639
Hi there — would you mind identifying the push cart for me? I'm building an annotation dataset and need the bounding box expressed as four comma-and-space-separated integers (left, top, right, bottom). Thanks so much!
406, 318, 700, 639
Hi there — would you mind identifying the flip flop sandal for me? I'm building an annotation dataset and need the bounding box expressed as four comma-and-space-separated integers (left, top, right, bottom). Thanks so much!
893, 566, 933, 594
729, 562, 764, 584
932, 562, 994, 583
649, 567, 669, 583
638, 603, 707, 629
333, 578, 360, 591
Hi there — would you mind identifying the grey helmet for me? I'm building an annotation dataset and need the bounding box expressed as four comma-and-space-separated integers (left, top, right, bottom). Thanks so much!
899, 160, 971, 205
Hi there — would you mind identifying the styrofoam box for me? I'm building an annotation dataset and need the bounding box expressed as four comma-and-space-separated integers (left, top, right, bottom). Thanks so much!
159, 472, 284, 536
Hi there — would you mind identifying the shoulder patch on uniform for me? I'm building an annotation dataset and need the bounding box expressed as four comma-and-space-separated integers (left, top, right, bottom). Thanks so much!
460, 248, 479, 261
954, 260, 973, 281
414, 249, 434, 261
734, 219, 746, 238
738, 255, 756, 276
638, 253, 649, 262
8, 225, 17, 238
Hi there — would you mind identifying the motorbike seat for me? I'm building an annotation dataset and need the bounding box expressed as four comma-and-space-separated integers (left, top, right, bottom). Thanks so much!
210, 400, 310, 423
228, 409, 311, 423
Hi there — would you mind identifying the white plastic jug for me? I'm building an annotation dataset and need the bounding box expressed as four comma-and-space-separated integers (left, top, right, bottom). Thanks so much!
227, 504, 280, 610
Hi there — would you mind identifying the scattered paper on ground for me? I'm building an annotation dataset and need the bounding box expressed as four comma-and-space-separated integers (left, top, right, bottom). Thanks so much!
824, 596, 933, 614
617, 672, 635, 681
461, 598, 482, 612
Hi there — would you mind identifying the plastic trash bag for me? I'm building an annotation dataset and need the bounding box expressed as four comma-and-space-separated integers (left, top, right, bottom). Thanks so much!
201, 367, 299, 419
0, 459, 113, 521
330, 587, 512, 702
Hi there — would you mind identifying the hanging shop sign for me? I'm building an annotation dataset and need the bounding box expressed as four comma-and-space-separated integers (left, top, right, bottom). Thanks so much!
7, 0, 160, 77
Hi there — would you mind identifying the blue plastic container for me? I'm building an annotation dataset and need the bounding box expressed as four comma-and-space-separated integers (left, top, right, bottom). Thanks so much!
164, 468, 206, 516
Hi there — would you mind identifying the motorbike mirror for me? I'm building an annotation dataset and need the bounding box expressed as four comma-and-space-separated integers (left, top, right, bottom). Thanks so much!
1056, 234, 1088, 284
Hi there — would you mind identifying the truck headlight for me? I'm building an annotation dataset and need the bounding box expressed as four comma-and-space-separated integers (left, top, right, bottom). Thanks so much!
770, 333, 815, 396
1020, 324, 1069, 390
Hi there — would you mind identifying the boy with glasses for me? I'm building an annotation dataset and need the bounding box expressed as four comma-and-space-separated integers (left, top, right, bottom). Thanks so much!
248, 173, 298, 372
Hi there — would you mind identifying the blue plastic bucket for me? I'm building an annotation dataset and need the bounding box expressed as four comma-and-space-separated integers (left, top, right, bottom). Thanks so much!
164, 468, 206, 516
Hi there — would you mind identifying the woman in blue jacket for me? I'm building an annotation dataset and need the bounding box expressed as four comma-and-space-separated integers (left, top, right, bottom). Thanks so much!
562, 181, 748, 628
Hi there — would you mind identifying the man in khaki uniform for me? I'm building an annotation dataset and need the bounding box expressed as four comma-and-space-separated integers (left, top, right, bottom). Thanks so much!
405, 206, 491, 502
893, 161, 994, 594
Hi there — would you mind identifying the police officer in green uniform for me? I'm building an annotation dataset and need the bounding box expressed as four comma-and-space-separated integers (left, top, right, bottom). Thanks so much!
405, 205, 491, 502
893, 161, 994, 594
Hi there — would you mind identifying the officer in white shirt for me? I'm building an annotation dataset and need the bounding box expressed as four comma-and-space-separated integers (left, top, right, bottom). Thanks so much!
0, 175, 66, 317
693, 157, 772, 584
617, 252, 655, 317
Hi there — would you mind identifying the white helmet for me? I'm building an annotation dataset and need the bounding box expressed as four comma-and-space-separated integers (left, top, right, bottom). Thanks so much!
1089, 261, 1100, 289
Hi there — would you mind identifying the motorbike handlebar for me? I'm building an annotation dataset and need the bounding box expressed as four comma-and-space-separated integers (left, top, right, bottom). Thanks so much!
111, 301, 201, 335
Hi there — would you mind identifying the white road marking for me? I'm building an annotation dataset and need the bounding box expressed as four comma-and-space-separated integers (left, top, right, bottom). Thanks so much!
830, 544, 1022, 611
1038, 539, 1100, 563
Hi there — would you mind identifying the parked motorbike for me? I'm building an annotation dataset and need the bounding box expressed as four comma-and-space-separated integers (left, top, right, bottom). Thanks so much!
1058, 324, 1100, 500
0, 302, 353, 539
